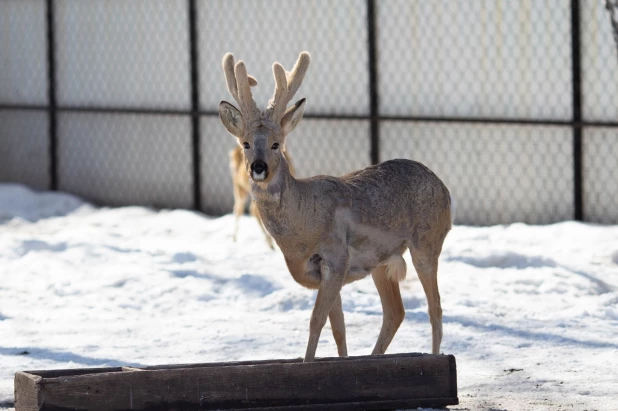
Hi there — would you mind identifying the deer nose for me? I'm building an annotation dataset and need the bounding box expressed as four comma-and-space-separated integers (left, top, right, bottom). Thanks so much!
251, 160, 268, 175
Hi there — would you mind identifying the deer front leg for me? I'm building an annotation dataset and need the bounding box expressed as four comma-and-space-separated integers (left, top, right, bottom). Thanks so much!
305, 258, 346, 362
328, 293, 347, 357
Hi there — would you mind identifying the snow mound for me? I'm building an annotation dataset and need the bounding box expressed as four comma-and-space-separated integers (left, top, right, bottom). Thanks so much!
446, 250, 556, 269
0, 184, 92, 223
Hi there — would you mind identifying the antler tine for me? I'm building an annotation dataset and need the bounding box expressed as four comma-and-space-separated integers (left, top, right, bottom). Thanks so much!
285, 51, 311, 103
267, 51, 311, 122
266, 63, 288, 122
222, 53, 239, 102
221, 53, 260, 124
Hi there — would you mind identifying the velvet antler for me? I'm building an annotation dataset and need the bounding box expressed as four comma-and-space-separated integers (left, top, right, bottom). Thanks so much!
222, 53, 261, 125
265, 52, 311, 123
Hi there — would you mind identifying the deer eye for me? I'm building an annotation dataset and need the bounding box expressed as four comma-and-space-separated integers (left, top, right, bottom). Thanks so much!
271, 142, 279, 150
243, 142, 250, 149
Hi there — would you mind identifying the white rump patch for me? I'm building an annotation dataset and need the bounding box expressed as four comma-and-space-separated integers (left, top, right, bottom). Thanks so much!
384, 254, 407, 282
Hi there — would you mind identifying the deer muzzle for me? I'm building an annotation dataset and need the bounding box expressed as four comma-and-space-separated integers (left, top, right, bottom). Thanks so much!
250, 160, 268, 181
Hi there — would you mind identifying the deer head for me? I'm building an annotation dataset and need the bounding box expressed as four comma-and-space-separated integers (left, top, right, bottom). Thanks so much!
218, 52, 310, 185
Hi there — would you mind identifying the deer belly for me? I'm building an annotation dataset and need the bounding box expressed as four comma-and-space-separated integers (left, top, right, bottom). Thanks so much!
346, 250, 381, 281
346, 234, 407, 282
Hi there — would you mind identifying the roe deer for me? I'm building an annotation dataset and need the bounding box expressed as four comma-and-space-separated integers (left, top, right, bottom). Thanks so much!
218, 52, 452, 362
229, 144, 295, 249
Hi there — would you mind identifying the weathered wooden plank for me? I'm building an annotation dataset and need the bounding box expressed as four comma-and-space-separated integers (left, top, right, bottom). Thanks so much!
14, 372, 41, 411
15, 353, 458, 410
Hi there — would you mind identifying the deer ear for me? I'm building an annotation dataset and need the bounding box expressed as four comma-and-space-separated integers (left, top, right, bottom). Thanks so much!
281, 98, 306, 136
219, 101, 244, 137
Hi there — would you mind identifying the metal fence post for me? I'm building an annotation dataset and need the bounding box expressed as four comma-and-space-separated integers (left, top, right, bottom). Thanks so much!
188, 0, 202, 211
571, 0, 583, 221
367, 0, 380, 165
46, 0, 58, 190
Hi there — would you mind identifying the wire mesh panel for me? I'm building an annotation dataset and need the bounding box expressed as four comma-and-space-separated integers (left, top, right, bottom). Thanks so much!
198, 0, 370, 116
0, 110, 50, 190
0, 0, 617, 224
381, 122, 574, 225
0, 0, 48, 105
583, 127, 618, 223
54, 0, 190, 109
199, 117, 237, 216
581, 1, 618, 121
58, 112, 193, 208
284, 119, 371, 178
377, 0, 572, 120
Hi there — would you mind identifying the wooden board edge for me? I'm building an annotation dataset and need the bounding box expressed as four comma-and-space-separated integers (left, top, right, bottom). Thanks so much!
23, 367, 124, 378
14, 372, 42, 411
138, 352, 427, 371
20, 353, 445, 376
447, 354, 458, 399
222, 397, 460, 410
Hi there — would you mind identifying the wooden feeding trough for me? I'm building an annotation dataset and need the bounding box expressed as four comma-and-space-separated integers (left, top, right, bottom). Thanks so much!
15, 353, 458, 410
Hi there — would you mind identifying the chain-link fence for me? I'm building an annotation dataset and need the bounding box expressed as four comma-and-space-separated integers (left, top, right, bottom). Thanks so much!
1, 0, 617, 224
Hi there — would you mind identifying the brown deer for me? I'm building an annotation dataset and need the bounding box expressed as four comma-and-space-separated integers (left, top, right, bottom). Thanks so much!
229, 143, 295, 249
218, 52, 452, 362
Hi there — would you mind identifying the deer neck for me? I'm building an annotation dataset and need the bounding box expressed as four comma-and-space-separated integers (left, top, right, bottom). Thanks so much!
250, 156, 296, 209
250, 158, 314, 255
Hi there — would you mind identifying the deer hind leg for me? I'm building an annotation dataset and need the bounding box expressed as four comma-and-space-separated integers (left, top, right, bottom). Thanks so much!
229, 147, 247, 242
410, 247, 443, 354
328, 293, 347, 357
371, 263, 406, 355
249, 200, 274, 249
231, 184, 249, 242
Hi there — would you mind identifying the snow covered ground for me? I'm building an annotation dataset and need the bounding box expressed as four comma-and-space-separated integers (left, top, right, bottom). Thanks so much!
0, 183, 617, 410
